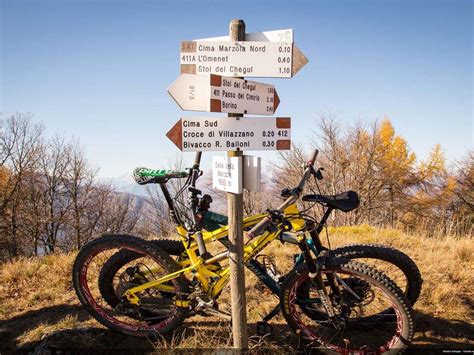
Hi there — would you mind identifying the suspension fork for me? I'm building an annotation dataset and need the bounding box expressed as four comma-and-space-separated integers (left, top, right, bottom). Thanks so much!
298, 238, 341, 321
306, 207, 341, 296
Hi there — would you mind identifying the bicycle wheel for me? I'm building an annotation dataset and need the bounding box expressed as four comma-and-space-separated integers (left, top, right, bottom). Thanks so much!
295, 244, 422, 322
98, 239, 185, 308
72, 234, 190, 337
333, 244, 422, 306
280, 259, 414, 353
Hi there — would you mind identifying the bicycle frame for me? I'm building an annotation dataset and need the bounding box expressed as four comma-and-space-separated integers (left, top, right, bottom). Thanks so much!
123, 203, 306, 304
124, 150, 322, 308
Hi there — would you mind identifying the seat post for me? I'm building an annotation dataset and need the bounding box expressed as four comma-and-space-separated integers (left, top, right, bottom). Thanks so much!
316, 207, 333, 235
310, 207, 333, 250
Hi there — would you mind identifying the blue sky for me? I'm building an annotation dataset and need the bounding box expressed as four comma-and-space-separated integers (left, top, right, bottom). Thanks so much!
1, 0, 472, 178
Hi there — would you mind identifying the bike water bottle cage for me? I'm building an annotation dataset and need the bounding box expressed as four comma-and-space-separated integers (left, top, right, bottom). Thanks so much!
133, 167, 189, 185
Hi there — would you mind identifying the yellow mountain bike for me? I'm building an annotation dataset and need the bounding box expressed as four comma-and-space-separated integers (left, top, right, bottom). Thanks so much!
73, 151, 415, 352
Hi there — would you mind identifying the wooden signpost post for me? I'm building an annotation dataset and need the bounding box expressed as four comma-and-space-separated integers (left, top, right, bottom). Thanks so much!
166, 19, 307, 350
226, 19, 247, 349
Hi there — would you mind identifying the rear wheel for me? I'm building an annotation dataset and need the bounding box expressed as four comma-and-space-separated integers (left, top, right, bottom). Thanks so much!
98, 239, 185, 308
72, 234, 189, 337
281, 260, 414, 353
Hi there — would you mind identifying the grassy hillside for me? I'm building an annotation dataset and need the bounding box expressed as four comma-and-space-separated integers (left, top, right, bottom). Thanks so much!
0, 226, 473, 352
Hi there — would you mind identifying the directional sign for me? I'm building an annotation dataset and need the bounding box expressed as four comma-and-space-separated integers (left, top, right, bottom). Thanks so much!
167, 74, 280, 115
166, 117, 291, 152
213, 156, 242, 194
180, 41, 307, 78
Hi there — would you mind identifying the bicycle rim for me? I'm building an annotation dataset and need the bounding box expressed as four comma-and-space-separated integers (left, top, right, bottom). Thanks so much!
75, 239, 183, 334
284, 265, 412, 352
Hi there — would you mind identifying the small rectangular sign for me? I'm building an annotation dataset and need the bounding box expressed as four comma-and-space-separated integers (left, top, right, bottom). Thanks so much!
212, 156, 242, 194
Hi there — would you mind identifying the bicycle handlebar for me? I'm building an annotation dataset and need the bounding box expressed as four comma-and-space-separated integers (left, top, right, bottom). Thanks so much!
307, 149, 319, 168
193, 152, 202, 169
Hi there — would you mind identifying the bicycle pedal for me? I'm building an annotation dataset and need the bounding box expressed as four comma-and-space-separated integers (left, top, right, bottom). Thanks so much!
200, 305, 231, 320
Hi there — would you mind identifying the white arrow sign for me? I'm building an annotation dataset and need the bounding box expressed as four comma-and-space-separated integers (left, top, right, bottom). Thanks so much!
166, 117, 291, 152
180, 39, 308, 78
167, 74, 280, 115
181, 41, 296, 78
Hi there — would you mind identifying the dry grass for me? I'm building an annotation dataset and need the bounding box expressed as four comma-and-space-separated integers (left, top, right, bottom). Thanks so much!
0, 226, 472, 351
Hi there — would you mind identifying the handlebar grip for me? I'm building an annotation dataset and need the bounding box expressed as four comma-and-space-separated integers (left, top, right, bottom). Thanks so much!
193, 152, 202, 168
246, 216, 272, 239
307, 149, 319, 167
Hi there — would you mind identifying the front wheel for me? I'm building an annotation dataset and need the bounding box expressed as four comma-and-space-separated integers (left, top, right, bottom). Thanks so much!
280, 260, 414, 353
333, 243, 422, 306
72, 234, 190, 337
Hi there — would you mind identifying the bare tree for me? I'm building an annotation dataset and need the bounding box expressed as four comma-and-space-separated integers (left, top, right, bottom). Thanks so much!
63, 139, 97, 249
36, 136, 73, 253
0, 114, 44, 258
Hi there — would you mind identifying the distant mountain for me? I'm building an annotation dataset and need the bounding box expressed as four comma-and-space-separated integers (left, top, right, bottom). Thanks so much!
99, 173, 148, 196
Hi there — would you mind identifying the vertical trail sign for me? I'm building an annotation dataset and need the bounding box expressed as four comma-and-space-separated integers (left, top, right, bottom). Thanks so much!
212, 155, 261, 194
212, 156, 242, 193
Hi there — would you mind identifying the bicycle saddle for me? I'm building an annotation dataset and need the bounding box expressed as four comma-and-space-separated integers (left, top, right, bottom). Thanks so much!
302, 190, 360, 212
133, 167, 188, 185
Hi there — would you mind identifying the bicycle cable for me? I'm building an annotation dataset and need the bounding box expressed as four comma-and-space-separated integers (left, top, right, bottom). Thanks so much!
308, 166, 332, 250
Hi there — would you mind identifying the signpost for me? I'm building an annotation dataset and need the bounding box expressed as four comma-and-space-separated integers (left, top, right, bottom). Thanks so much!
165, 19, 308, 350
226, 19, 247, 350
168, 74, 280, 115
166, 116, 291, 152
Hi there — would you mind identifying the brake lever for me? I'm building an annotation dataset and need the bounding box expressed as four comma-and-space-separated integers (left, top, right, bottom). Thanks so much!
311, 167, 324, 180
315, 167, 324, 180
280, 187, 301, 198
266, 209, 293, 231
